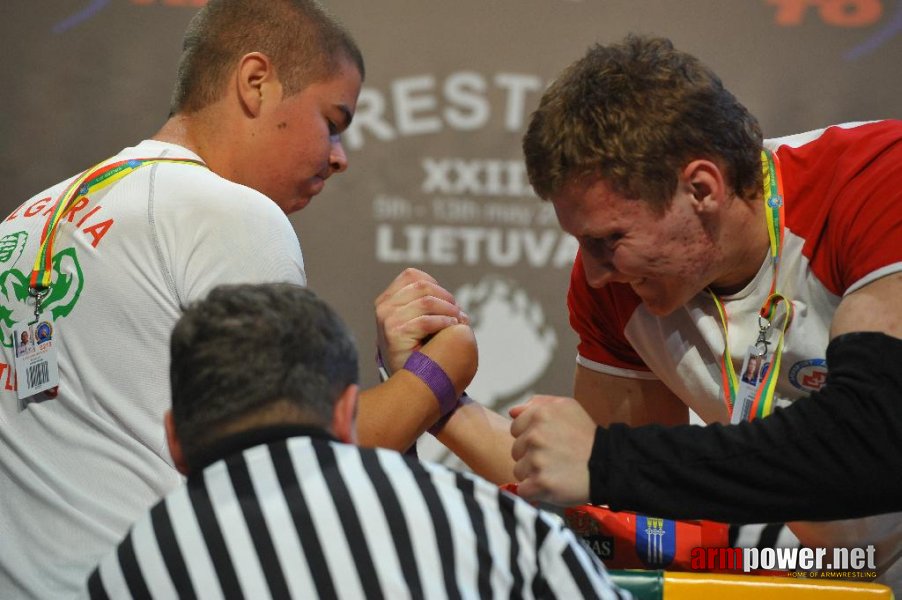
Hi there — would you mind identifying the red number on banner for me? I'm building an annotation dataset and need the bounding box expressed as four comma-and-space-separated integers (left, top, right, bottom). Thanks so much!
820, 0, 881, 25
768, 0, 810, 25
768, 0, 882, 27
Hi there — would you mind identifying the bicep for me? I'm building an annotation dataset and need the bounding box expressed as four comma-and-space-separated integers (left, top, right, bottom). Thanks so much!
573, 364, 687, 426
831, 272, 902, 340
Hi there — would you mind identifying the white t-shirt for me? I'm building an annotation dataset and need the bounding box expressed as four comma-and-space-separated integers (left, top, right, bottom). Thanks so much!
0, 140, 306, 598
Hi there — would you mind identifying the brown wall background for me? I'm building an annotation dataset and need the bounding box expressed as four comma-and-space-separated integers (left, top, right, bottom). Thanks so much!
3, 0, 901, 464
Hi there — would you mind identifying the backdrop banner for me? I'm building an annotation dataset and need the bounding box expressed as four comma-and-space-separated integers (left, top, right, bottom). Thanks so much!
4, 0, 901, 466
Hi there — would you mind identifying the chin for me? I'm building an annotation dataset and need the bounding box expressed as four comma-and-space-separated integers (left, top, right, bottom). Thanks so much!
278, 195, 313, 214
643, 302, 679, 317
635, 278, 704, 316
639, 293, 685, 317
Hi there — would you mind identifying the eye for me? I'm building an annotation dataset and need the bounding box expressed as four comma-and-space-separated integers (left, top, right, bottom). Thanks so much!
606, 232, 624, 245
581, 233, 622, 256
580, 237, 606, 255
327, 105, 353, 137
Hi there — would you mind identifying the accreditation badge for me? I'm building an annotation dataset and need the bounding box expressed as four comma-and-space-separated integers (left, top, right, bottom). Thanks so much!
13, 321, 60, 405
730, 345, 772, 424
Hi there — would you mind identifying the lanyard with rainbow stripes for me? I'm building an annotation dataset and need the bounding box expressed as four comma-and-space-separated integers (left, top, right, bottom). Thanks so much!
28, 156, 206, 317
708, 149, 795, 421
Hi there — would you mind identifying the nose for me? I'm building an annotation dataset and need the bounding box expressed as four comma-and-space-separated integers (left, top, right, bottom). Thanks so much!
582, 254, 625, 288
329, 137, 348, 174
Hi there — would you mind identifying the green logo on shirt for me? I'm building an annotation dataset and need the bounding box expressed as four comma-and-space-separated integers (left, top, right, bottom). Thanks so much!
0, 232, 83, 348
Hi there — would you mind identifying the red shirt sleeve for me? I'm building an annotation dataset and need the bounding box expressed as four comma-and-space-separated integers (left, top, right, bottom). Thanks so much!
778, 121, 902, 295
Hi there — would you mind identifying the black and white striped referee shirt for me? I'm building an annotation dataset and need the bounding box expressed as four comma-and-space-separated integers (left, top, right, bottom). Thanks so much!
87, 426, 630, 599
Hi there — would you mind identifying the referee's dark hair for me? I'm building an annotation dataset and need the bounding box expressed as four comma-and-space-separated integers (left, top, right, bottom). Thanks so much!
169, 283, 359, 470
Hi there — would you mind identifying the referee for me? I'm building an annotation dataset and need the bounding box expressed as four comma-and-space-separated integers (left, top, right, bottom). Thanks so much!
87, 283, 628, 599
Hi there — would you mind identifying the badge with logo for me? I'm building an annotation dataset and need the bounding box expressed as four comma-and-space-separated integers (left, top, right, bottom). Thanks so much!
730, 346, 773, 424
35, 321, 53, 344
788, 358, 828, 392
13, 321, 60, 405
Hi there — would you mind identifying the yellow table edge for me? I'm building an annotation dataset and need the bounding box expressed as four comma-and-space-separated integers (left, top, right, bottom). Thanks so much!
662, 570, 893, 599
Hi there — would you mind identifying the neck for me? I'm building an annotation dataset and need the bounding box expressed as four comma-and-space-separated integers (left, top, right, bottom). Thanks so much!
152, 107, 232, 175
707, 191, 771, 295
187, 423, 337, 474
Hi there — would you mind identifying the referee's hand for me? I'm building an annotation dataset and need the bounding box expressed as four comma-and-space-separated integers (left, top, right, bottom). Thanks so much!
509, 395, 594, 506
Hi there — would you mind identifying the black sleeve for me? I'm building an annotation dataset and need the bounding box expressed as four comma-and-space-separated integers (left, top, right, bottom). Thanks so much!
588, 331, 902, 523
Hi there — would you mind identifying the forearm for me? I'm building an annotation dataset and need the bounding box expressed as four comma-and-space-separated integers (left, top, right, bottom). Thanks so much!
435, 397, 516, 484
357, 323, 476, 451
356, 375, 441, 450
591, 332, 902, 522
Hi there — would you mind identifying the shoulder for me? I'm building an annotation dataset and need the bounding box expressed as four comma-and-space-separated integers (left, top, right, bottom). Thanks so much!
768, 121, 902, 294
767, 121, 902, 202
106, 140, 290, 227
154, 164, 287, 221
765, 120, 902, 153
148, 163, 299, 264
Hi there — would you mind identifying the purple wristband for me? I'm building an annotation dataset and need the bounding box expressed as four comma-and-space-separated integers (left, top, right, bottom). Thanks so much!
403, 351, 458, 417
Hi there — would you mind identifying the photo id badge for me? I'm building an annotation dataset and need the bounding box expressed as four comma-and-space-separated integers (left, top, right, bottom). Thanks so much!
730, 346, 772, 424
13, 321, 60, 403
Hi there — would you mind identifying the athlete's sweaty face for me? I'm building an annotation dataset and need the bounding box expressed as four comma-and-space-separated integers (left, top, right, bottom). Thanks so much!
552, 175, 720, 316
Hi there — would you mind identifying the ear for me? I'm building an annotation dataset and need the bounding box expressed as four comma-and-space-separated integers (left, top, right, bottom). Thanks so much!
681, 159, 728, 213
331, 384, 359, 445
165, 410, 190, 476
236, 51, 278, 117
